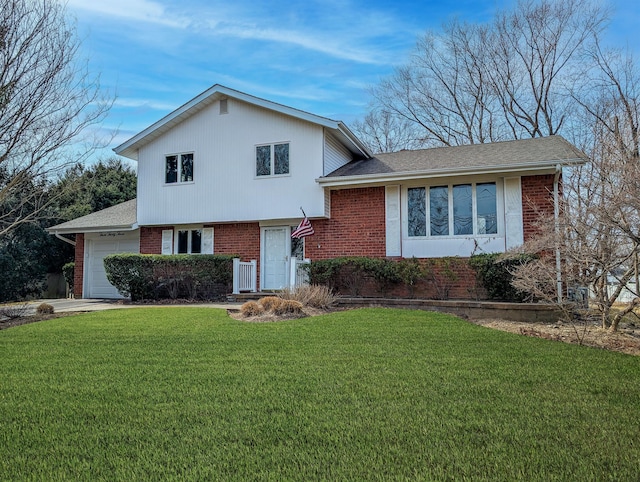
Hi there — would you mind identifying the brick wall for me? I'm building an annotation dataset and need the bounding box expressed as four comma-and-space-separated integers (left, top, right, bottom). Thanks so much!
139, 226, 172, 254
213, 222, 261, 288
522, 174, 559, 241
74, 233, 84, 298
305, 187, 386, 260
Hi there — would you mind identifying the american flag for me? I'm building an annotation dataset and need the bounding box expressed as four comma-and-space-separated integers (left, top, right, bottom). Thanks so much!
291, 217, 314, 238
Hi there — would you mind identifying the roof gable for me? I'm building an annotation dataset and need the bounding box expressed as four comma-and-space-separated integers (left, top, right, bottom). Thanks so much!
114, 84, 370, 160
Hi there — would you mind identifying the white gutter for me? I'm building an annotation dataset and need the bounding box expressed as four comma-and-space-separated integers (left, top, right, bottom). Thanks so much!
54, 233, 76, 247
317, 159, 584, 187
554, 164, 562, 304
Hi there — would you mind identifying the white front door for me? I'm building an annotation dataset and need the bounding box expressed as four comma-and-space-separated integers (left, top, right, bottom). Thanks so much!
262, 227, 289, 290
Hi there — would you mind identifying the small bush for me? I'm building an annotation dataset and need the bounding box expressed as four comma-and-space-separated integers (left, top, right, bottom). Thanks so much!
240, 301, 264, 317
279, 285, 336, 309
273, 299, 304, 316
470, 253, 536, 302
62, 262, 75, 292
259, 296, 283, 312
36, 303, 54, 315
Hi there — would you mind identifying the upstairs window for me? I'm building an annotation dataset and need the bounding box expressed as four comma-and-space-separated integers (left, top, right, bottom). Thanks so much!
166, 153, 194, 184
256, 143, 289, 177
408, 182, 497, 237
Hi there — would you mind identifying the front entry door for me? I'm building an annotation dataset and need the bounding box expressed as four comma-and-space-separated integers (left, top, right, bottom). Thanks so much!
262, 227, 289, 290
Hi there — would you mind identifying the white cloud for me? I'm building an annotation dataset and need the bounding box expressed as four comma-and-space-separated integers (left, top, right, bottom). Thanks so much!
213, 23, 387, 65
114, 98, 178, 111
67, 0, 189, 28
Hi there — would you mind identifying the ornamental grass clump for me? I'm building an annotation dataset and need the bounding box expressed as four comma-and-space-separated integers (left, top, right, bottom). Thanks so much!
36, 303, 54, 315
278, 284, 336, 309
240, 301, 264, 317
272, 299, 304, 316
259, 296, 283, 312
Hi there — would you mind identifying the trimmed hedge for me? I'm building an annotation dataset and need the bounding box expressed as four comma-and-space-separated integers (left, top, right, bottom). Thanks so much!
103, 254, 235, 301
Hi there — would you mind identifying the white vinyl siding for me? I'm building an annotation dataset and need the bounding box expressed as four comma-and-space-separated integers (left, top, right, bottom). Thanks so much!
137, 98, 326, 225
324, 132, 352, 175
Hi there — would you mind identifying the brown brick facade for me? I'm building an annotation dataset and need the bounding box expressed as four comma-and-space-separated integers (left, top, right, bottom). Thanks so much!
305, 187, 386, 260
521, 174, 558, 241
74, 233, 84, 298
139, 226, 172, 254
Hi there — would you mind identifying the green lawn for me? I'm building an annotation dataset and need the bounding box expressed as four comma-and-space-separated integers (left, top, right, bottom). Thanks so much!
1, 308, 638, 481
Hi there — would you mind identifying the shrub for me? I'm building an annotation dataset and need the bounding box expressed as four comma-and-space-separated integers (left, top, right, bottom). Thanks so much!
279, 284, 336, 309
397, 257, 426, 298
469, 253, 536, 302
272, 299, 304, 316
259, 296, 283, 312
424, 257, 463, 300
36, 303, 54, 315
240, 301, 264, 317
307, 257, 402, 296
62, 262, 74, 292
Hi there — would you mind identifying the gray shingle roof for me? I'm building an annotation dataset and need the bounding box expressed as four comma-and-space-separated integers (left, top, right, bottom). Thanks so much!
47, 199, 137, 233
324, 136, 587, 179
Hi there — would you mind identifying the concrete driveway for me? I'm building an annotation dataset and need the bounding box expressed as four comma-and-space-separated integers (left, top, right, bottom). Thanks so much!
5, 298, 242, 316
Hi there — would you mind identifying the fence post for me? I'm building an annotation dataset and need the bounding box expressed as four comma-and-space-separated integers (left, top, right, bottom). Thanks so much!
250, 260, 257, 292
232, 258, 240, 294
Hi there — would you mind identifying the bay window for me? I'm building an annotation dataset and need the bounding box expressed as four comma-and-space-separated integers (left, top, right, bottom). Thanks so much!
408, 182, 497, 237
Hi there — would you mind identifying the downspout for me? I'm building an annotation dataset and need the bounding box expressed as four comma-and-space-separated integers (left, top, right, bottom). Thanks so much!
554, 164, 562, 304
54, 232, 76, 247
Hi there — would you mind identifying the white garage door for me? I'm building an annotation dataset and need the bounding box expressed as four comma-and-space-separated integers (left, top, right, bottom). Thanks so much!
85, 233, 140, 299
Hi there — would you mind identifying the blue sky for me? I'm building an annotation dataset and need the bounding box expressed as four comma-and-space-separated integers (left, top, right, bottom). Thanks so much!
66, 0, 639, 162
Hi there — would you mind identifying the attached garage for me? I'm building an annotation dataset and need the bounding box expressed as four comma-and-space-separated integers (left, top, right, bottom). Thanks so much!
47, 199, 139, 299
84, 232, 140, 298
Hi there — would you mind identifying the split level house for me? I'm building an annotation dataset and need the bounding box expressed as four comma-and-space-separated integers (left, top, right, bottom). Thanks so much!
48, 84, 587, 299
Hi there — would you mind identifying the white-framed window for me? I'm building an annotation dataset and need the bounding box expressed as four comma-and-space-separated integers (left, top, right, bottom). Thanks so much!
161, 227, 214, 255
165, 152, 194, 184
407, 182, 497, 237
256, 142, 289, 177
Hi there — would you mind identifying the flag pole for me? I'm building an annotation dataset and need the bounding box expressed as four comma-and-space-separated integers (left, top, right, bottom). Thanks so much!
300, 206, 307, 217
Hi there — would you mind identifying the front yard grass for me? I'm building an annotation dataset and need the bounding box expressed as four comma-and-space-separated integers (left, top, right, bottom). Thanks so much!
1, 307, 639, 480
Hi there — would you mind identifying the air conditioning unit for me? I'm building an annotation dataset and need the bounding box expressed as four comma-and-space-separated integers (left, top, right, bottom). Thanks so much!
567, 286, 589, 308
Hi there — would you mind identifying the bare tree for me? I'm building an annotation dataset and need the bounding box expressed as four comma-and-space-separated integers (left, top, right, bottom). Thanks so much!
366, 0, 607, 149
0, 0, 112, 236
510, 44, 640, 332
487, 0, 607, 138
372, 21, 500, 147
350, 108, 424, 154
